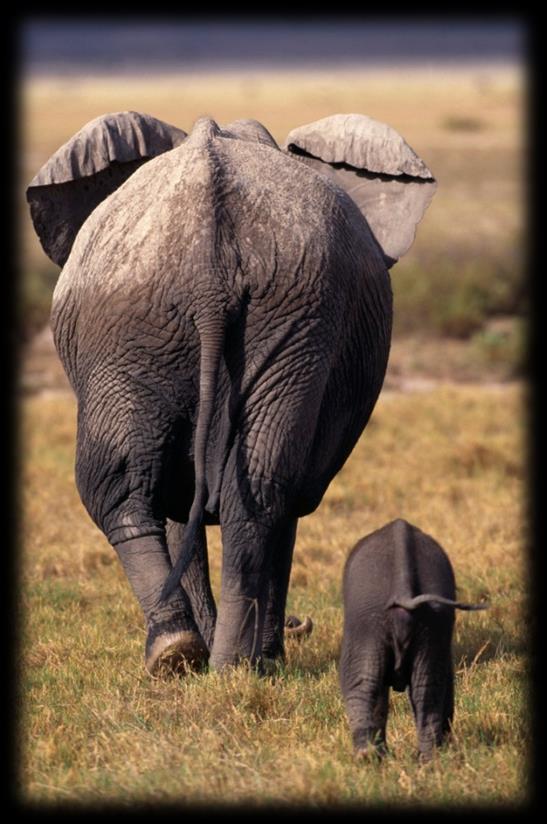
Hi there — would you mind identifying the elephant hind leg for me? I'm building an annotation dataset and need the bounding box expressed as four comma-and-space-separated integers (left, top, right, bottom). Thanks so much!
260, 518, 298, 662
407, 614, 455, 760
209, 517, 292, 671
340, 640, 390, 759
115, 534, 208, 676
442, 659, 455, 737
408, 655, 453, 761
208, 520, 267, 670
166, 519, 217, 651
346, 685, 390, 760
75, 401, 209, 674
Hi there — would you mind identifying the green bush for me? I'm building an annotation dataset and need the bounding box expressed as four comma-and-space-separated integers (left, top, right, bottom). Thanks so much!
19, 265, 59, 342
392, 252, 526, 339
470, 317, 527, 377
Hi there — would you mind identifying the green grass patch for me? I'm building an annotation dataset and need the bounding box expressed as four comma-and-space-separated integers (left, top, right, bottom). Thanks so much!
392, 248, 526, 339
470, 317, 527, 376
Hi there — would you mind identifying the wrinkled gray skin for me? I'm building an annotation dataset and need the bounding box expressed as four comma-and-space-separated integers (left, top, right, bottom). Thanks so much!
27, 111, 436, 676
340, 519, 487, 761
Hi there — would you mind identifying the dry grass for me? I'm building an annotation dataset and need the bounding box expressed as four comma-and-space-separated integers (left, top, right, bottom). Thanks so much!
18, 381, 529, 808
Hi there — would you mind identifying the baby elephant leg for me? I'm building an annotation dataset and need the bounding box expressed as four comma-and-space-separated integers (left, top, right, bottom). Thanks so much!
408, 636, 454, 761
350, 692, 389, 760
340, 639, 390, 759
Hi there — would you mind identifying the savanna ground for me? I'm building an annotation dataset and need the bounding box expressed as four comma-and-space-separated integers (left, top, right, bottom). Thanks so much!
17, 65, 531, 809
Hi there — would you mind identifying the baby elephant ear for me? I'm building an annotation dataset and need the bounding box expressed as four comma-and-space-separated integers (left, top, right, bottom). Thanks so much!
26, 111, 187, 267
283, 113, 437, 267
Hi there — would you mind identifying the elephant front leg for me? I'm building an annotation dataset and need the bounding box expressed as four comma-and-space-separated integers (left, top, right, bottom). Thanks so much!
114, 534, 209, 675
209, 519, 277, 671
166, 519, 217, 651
261, 518, 298, 662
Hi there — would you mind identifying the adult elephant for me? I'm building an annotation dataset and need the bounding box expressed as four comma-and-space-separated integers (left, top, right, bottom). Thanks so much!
27, 111, 436, 674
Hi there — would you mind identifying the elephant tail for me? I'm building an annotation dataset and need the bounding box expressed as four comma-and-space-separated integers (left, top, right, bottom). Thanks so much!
160, 310, 226, 603
387, 594, 489, 611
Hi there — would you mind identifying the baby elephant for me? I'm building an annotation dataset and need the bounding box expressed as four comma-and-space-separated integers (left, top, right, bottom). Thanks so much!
340, 519, 487, 761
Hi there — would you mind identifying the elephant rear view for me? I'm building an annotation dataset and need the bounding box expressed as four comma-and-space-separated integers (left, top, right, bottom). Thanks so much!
340, 519, 487, 761
27, 111, 437, 676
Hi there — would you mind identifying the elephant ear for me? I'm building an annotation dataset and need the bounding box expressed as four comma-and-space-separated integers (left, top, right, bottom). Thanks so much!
283, 113, 437, 267
26, 111, 187, 267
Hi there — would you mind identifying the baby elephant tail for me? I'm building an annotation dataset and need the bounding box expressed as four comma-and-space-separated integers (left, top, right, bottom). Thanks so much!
387, 594, 489, 611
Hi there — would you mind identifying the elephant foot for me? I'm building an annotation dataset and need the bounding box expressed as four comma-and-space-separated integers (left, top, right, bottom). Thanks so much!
417, 742, 444, 764
145, 627, 208, 677
352, 728, 387, 762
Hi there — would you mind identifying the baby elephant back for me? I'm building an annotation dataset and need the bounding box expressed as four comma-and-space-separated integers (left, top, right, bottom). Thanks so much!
340, 518, 488, 761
